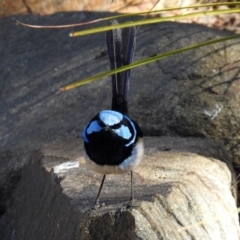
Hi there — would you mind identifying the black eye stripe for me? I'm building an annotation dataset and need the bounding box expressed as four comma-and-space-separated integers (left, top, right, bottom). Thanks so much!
97, 119, 105, 128
109, 122, 121, 129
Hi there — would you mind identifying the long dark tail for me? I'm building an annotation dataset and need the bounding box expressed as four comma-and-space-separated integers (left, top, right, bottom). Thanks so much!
106, 20, 136, 116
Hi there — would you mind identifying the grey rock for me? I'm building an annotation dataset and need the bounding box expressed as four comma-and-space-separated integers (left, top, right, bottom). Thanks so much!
0, 11, 239, 239
0, 13, 240, 164
0, 150, 31, 215
0, 13, 240, 163
0, 137, 239, 240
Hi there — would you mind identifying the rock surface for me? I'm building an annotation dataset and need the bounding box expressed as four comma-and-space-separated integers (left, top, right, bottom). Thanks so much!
0, 137, 239, 240
0, 11, 240, 239
1, 13, 240, 160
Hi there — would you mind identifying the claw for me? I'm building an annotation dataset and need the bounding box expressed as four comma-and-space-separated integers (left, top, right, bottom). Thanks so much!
120, 197, 135, 212
92, 198, 101, 210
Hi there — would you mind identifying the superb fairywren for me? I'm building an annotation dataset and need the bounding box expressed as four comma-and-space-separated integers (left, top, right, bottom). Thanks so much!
82, 20, 143, 209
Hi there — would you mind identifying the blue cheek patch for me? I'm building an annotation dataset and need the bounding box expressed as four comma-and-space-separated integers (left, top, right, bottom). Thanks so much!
124, 115, 137, 147
82, 120, 103, 142
82, 127, 89, 142
113, 125, 131, 140
99, 110, 123, 126
86, 120, 102, 134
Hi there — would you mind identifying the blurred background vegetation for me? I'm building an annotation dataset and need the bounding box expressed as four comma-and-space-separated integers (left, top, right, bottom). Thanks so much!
1, 0, 240, 33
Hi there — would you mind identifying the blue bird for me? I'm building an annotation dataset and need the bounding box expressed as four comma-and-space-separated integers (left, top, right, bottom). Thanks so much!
82, 20, 143, 209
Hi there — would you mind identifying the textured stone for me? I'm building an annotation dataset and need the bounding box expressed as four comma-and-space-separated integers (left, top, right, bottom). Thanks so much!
1, 13, 240, 163
0, 150, 27, 215
0, 12, 240, 239
0, 137, 239, 239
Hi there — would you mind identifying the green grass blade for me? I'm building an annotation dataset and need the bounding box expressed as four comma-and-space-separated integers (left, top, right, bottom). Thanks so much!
60, 34, 240, 91
95, 1, 240, 23
71, 8, 240, 37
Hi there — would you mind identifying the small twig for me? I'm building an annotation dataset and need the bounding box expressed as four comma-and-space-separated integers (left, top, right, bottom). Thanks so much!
16, 18, 104, 29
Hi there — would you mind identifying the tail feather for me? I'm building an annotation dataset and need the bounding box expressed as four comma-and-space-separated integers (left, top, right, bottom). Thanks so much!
106, 20, 136, 115
122, 26, 136, 102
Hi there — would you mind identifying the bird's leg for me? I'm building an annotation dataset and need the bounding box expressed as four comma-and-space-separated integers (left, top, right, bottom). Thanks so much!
93, 174, 106, 209
121, 171, 135, 211
129, 171, 135, 205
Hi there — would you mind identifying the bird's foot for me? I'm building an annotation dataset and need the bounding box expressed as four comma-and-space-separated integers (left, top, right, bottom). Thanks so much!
120, 198, 135, 212
92, 199, 101, 210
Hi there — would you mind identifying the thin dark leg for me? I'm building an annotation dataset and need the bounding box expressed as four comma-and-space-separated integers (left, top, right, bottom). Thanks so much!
130, 171, 134, 201
94, 175, 106, 209
120, 171, 135, 211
